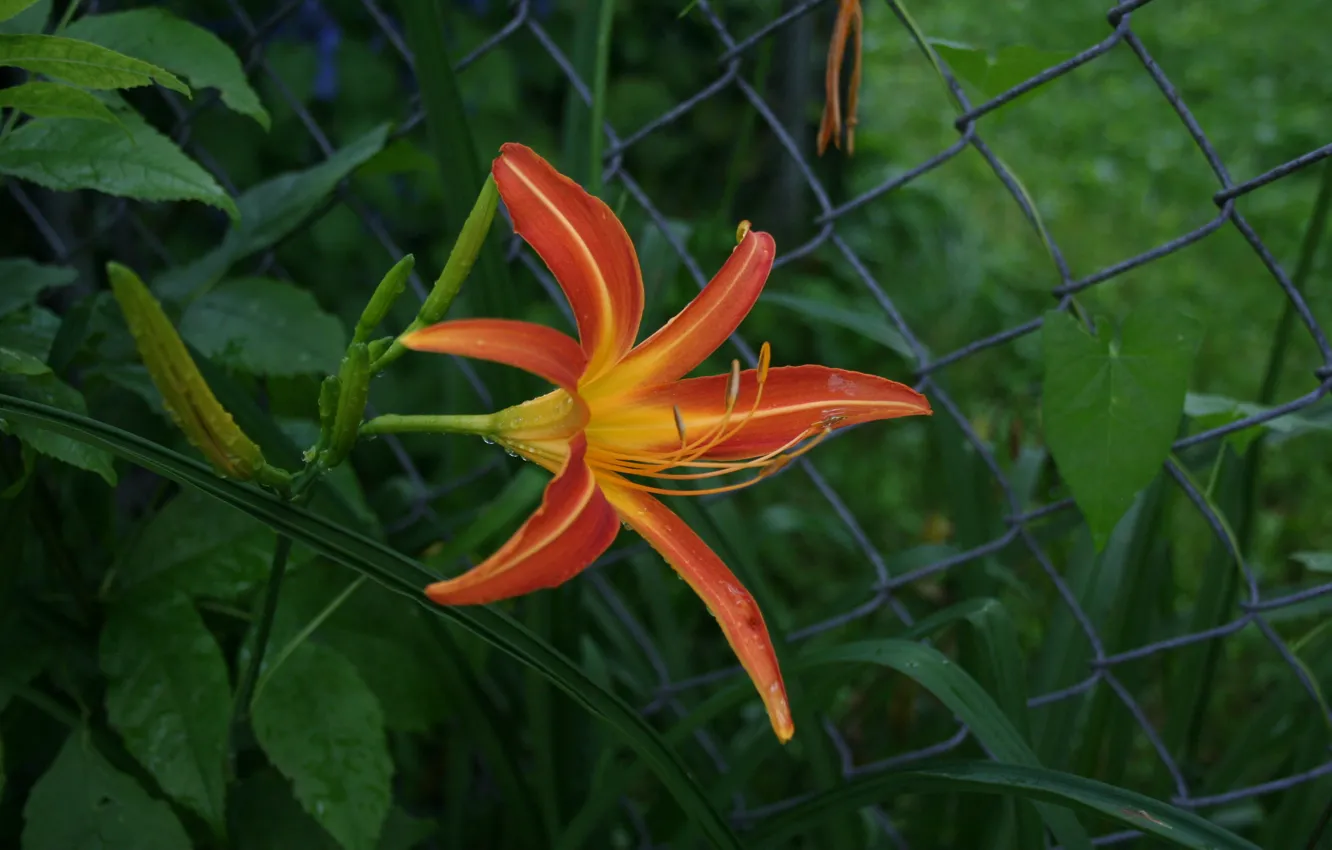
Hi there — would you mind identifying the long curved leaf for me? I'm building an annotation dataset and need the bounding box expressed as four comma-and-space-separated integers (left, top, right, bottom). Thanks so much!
0, 393, 741, 850
747, 760, 1260, 850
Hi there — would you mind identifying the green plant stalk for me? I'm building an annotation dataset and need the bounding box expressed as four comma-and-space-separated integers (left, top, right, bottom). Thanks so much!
16, 686, 83, 728
360, 412, 497, 437
372, 177, 500, 374
251, 575, 367, 705
585, 0, 615, 198
227, 534, 295, 761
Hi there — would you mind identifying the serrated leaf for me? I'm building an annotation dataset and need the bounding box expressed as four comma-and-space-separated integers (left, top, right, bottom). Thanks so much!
118, 487, 273, 599
0, 111, 238, 218
0, 369, 115, 483
1042, 307, 1202, 549
0, 80, 122, 123
0, 0, 46, 34
0, 257, 76, 317
252, 642, 392, 850
0, 33, 187, 93
22, 733, 192, 850
0, 0, 42, 25
101, 593, 230, 835
178, 277, 347, 376
156, 124, 391, 300
66, 8, 269, 129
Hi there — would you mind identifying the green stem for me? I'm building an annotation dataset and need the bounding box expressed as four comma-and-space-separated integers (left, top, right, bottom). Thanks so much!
54, 0, 83, 32
251, 575, 367, 706
586, 0, 615, 197
226, 533, 294, 772
17, 686, 82, 728
360, 412, 497, 437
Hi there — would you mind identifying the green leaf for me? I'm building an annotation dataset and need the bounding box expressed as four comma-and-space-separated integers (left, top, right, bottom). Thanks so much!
265, 566, 448, 733
0, 80, 121, 123
805, 639, 1090, 850
0, 111, 238, 218
1186, 392, 1332, 449
22, 733, 192, 850
1042, 307, 1202, 549
749, 760, 1260, 850
0, 393, 742, 850
762, 291, 915, 360
0, 33, 187, 94
155, 124, 390, 300
178, 277, 347, 376
101, 593, 230, 835
0, 257, 76, 317
928, 40, 1075, 99
117, 487, 274, 600
1292, 551, 1332, 574
0, 370, 116, 483
0, 305, 60, 358
65, 8, 269, 129
0, 0, 46, 33
252, 642, 392, 850
0, 0, 41, 25
0, 346, 50, 375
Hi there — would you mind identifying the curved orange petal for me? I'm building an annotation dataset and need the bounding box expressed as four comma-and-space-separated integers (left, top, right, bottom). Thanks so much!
401, 318, 586, 393
425, 434, 619, 605
601, 481, 793, 743
493, 143, 643, 382
588, 365, 931, 460
585, 230, 776, 398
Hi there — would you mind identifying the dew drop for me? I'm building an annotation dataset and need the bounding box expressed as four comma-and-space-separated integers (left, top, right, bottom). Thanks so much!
482, 436, 494, 445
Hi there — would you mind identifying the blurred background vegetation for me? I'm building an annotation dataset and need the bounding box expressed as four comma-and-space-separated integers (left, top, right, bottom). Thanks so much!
1, 0, 1330, 848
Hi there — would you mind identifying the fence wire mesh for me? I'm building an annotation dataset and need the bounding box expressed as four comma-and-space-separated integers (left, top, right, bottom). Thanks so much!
9, 0, 1332, 845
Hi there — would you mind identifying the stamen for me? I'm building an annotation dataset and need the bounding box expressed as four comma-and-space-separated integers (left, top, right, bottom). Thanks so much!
725, 360, 742, 410
736, 220, 751, 244
672, 405, 687, 447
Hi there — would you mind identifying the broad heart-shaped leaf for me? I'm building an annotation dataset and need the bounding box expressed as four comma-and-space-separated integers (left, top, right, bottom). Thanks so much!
156, 124, 390, 301
0, 80, 122, 124
117, 486, 274, 600
22, 732, 192, 850
804, 639, 1091, 850
0, 370, 116, 483
749, 760, 1260, 850
101, 592, 231, 836
1042, 307, 1202, 550
0, 257, 76, 317
0, 393, 742, 850
178, 277, 348, 376
0, 111, 238, 218
65, 8, 269, 129
0, 33, 187, 93
252, 642, 392, 850
928, 40, 1075, 99
262, 564, 448, 733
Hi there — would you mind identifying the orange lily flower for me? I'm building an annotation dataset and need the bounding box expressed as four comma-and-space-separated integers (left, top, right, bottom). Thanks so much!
396, 143, 930, 742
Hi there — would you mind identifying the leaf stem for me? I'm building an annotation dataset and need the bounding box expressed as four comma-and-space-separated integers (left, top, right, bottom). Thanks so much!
17, 686, 83, 728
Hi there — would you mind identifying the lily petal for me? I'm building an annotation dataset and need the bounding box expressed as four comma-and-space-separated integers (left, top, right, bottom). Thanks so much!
586, 230, 776, 398
588, 365, 931, 460
601, 481, 794, 743
425, 434, 619, 605
401, 318, 586, 393
494, 143, 643, 382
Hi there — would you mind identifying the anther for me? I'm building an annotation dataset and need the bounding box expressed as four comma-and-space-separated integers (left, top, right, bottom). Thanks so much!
725, 360, 742, 410
672, 405, 688, 446
757, 342, 771, 384
736, 220, 751, 244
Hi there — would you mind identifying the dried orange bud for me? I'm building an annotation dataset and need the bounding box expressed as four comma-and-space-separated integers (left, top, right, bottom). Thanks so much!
818, 0, 863, 156
107, 262, 289, 488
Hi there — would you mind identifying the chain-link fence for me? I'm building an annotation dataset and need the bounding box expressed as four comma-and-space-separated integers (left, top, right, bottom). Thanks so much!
10, 0, 1332, 845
